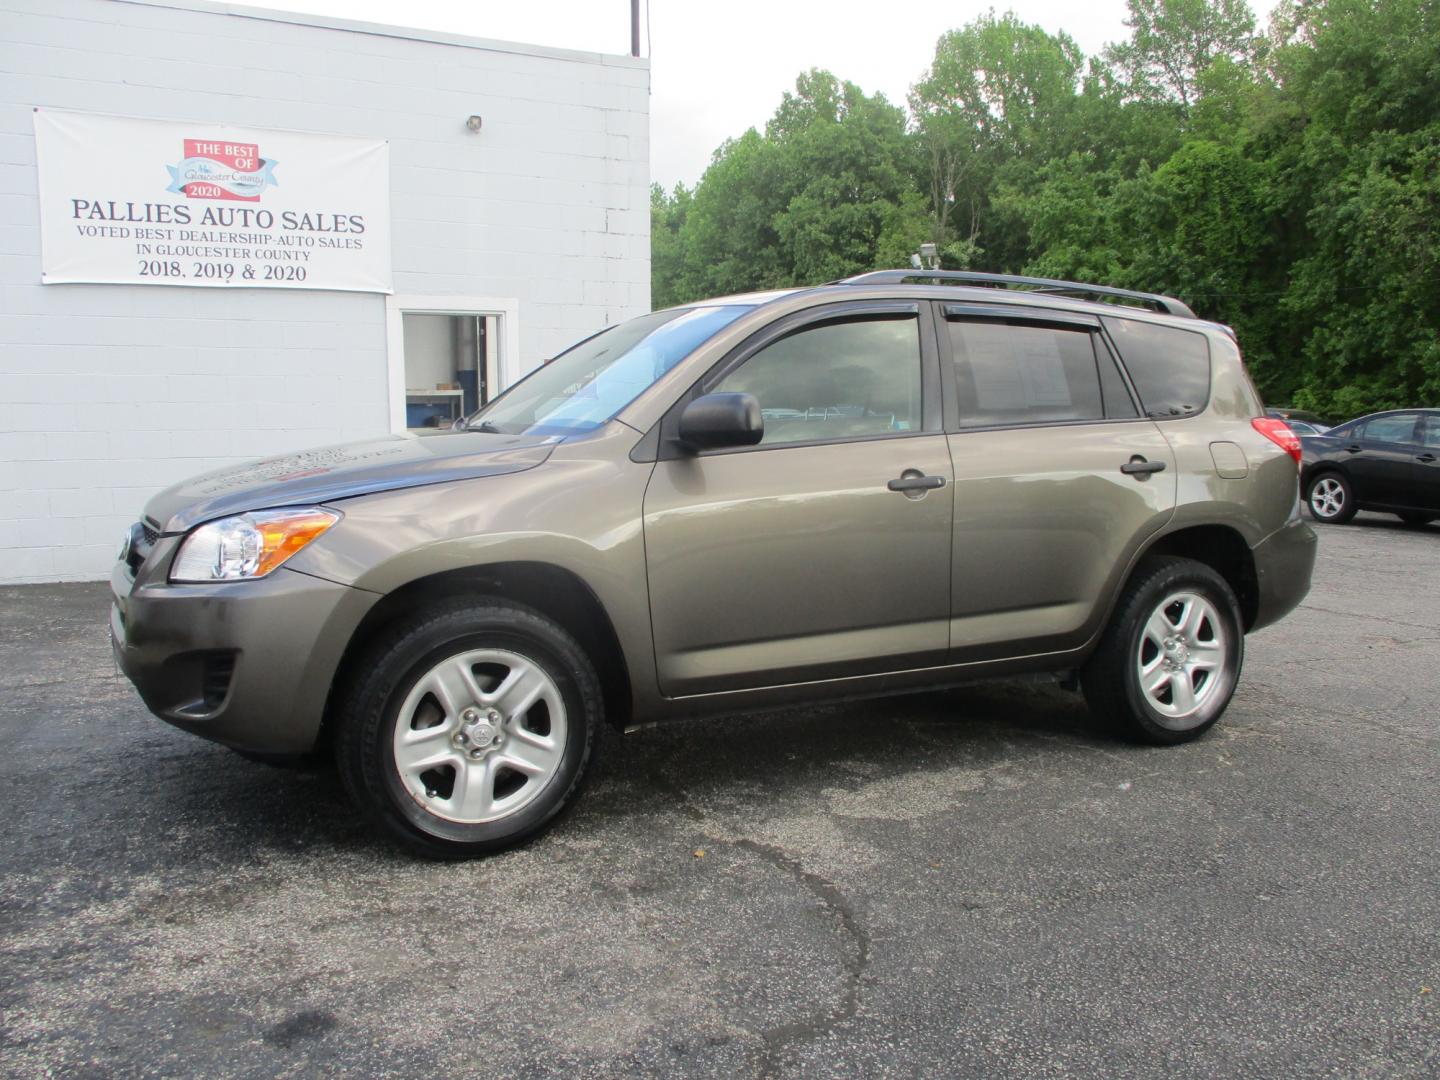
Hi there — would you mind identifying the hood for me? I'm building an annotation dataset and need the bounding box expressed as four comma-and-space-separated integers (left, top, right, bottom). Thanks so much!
145, 431, 558, 533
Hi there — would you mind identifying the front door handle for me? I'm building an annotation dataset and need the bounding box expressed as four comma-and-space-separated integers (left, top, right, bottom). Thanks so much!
1120, 456, 1167, 477
1419, 453, 1437, 464
1343, 444, 1363, 454
888, 471, 946, 494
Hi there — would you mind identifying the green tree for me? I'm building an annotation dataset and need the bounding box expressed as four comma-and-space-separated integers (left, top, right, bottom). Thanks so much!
650, 182, 691, 310
910, 13, 1085, 265
675, 128, 788, 299
1266, 0, 1440, 413
650, 0, 1440, 419
767, 71, 920, 282
1104, 0, 1259, 110
668, 70, 922, 300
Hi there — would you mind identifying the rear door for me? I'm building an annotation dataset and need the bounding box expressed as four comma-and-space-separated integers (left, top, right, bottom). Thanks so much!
1345, 413, 1421, 508
1414, 414, 1440, 512
938, 304, 1177, 661
642, 302, 954, 696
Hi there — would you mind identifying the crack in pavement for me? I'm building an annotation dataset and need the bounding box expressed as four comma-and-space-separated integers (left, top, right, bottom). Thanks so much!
731, 836, 871, 1079
1296, 602, 1440, 634
643, 765, 872, 1078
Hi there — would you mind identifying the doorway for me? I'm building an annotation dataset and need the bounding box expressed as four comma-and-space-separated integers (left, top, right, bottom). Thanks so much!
384, 296, 521, 435
401, 313, 496, 431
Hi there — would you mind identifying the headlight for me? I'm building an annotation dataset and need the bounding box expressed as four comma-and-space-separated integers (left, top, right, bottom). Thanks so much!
170, 507, 340, 583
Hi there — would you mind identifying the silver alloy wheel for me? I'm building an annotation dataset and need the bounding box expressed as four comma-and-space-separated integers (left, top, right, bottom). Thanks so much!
1310, 476, 1346, 519
392, 648, 567, 824
1135, 590, 1228, 729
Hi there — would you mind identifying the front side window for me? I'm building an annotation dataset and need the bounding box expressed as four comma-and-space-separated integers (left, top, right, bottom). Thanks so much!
1360, 413, 1419, 444
949, 320, 1105, 428
711, 315, 922, 446
471, 305, 753, 436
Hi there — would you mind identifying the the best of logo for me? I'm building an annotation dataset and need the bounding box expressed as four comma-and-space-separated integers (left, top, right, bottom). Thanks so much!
166, 139, 279, 202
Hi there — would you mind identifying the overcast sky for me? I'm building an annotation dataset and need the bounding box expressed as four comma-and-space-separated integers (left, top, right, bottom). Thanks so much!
228, 0, 1274, 189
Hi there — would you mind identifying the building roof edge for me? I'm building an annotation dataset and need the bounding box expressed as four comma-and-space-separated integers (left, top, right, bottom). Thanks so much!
111, 0, 651, 70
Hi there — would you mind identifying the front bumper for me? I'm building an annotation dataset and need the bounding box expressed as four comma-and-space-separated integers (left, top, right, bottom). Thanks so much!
1249, 515, 1317, 632
111, 543, 380, 755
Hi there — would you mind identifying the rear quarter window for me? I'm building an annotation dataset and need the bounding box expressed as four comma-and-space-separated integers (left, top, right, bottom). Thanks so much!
1101, 317, 1211, 419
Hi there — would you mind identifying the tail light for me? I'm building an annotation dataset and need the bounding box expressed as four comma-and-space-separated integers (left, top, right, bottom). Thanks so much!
1252, 417, 1301, 465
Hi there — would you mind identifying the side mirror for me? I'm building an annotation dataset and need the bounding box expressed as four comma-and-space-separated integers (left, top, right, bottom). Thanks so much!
677, 392, 764, 452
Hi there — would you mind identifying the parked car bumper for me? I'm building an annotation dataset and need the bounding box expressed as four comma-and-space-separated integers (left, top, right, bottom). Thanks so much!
1250, 515, 1317, 632
110, 547, 379, 755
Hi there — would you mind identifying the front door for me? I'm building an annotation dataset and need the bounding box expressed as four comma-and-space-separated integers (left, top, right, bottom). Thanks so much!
642, 307, 953, 697
939, 308, 1179, 661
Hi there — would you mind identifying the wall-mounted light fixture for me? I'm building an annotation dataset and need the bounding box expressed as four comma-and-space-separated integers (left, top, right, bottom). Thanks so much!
465, 115, 483, 133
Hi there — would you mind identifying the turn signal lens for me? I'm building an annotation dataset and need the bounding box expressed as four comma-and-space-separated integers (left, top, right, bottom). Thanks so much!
170, 507, 340, 583
1251, 417, 1302, 466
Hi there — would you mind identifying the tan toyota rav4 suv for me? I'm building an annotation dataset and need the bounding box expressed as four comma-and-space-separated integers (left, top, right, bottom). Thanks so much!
112, 271, 1316, 856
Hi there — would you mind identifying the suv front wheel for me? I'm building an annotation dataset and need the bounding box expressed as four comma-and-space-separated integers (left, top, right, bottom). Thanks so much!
1082, 557, 1244, 745
335, 599, 601, 857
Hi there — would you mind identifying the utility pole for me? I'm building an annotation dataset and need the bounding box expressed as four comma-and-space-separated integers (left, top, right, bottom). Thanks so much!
631, 0, 640, 57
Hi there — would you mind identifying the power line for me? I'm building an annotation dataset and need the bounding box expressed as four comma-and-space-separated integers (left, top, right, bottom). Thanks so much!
1182, 274, 1440, 302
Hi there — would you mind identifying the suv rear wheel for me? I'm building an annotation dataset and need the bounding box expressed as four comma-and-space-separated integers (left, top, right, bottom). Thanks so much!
334, 599, 601, 858
1081, 557, 1243, 745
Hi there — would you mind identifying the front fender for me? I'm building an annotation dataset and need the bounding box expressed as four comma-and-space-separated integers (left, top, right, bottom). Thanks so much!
286, 426, 662, 717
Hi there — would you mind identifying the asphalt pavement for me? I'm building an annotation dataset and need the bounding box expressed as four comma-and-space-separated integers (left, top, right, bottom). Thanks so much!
1, 513, 1437, 1077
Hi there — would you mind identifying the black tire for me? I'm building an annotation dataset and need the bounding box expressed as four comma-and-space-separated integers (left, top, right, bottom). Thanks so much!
1305, 471, 1356, 523
1081, 556, 1244, 745
1396, 511, 1436, 526
334, 599, 602, 858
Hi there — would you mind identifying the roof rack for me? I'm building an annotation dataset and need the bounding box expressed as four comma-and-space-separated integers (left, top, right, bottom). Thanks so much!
839, 270, 1196, 319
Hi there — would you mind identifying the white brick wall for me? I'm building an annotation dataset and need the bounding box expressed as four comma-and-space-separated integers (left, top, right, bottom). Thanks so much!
0, 0, 651, 583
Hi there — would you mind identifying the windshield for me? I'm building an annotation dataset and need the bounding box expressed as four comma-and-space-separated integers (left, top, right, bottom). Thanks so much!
468, 305, 754, 437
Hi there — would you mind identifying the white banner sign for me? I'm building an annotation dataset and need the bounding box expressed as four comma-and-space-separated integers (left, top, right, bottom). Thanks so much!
34, 109, 392, 293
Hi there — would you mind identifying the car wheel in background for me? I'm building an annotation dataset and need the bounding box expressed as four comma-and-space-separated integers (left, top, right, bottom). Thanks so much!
1306, 472, 1356, 524
1081, 556, 1244, 745
334, 600, 601, 858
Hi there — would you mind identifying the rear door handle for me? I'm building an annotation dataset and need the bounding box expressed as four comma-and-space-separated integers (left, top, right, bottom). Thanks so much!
888, 472, 946, 493
1120, 456, 1167, 477
1343, 444, 1363, 454
1419, 453, 1437, 464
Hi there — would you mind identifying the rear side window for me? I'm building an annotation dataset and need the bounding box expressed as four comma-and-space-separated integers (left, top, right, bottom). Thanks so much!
1096, 338, 1140, 419
947, 320, 1111, 428
1102, 317, 1211, 419
1359, 414, 1419, 443
1420, 415, 1440, 449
